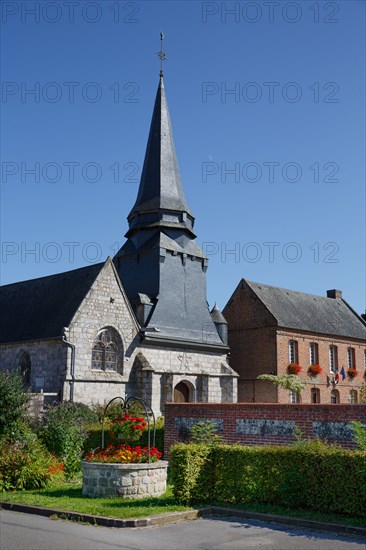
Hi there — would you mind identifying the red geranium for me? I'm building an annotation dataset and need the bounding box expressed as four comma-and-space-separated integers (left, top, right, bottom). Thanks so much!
307, 364, 322, 378
347, 368, 358, 380
109, 413, 147, 445
287, 363, 301, 375
85, 444, 162, 464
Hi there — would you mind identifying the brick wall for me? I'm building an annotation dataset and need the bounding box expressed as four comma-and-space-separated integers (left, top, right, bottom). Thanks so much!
223, 280, 366, 405
164, 403, 366, 456
276, 329, 366, 404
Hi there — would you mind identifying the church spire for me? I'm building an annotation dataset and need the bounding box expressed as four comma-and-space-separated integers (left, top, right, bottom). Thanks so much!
126, 35, 194, 237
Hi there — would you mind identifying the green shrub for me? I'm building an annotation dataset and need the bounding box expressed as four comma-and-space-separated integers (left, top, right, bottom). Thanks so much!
0, 427, 54, 491
169, 443, 366, 517
0, 370, 29, 439
39, 402, 97, 479
169, 443, 213, 504
350, 421, 366, 451
190, 420, 223, 445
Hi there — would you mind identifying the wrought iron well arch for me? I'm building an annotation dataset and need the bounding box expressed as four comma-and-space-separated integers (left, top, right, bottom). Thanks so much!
101, 396, 156, 463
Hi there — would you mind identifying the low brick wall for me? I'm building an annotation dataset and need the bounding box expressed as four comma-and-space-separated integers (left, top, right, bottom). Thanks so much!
82, 461, 168, 498
164, 403, 366, 456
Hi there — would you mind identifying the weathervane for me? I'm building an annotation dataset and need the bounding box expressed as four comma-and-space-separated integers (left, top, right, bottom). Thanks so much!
156, 31, 167, 77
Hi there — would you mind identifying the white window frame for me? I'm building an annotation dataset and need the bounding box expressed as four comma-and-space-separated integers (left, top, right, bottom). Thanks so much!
288, 340, 298, 364
290, 390, 300, 404
329, 345, 338, 373
347, 347, 355, 369
309, 343, 318, 365
349, 390, 358, 404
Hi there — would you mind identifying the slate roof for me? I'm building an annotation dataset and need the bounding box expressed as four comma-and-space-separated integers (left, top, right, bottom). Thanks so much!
244, 279, 366, 341
0, 262, 105, 344
128, 76, 192, 218
211, 304, 227, 325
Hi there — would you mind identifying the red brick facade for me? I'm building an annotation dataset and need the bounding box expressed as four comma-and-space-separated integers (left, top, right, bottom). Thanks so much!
224, 281, 366, 404
164, 403, 366, 457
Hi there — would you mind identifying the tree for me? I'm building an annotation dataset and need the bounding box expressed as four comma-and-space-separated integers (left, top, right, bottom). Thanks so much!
0, 370, 29, 438
257, 374, 306, 395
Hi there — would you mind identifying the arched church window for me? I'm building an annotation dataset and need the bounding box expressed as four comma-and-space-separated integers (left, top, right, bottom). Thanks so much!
91, 328, 123, 372
19, 351, 31, 388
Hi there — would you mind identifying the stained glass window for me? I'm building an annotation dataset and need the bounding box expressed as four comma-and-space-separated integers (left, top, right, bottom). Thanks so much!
91, 328, 122, 372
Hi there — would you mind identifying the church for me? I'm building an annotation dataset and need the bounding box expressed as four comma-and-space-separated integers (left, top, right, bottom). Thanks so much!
0, 71, 238, 415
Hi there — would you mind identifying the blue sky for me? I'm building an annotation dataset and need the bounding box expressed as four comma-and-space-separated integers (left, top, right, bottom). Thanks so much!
1, 0, 365, 315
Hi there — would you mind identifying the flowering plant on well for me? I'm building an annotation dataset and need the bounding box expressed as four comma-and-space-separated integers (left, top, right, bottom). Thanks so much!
85, 444, 162, 464
287, 363, 301, 375
347, 368, 358, 380
307, 364, 322, 378
109, 413, 147, 446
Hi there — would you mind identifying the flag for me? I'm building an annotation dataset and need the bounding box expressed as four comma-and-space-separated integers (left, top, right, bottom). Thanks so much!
334, 373, 339, 385
340, 367, 346, 381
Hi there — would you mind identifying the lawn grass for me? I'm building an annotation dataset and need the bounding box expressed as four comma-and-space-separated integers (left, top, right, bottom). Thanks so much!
2, 476, 365, 529
0, 476, 189, 519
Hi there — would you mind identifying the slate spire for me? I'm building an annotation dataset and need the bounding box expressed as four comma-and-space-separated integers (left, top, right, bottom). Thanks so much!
126, 75, 195, 237
114, 72, 227, 349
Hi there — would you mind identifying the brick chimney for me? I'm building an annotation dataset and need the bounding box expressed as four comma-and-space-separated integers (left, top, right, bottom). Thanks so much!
327, 289, 342, 299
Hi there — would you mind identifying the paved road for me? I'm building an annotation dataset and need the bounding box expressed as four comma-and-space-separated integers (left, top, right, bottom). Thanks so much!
0, 510, 365, 550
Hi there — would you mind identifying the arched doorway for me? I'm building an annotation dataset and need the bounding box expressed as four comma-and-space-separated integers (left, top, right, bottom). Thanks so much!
174, 381, 191, 403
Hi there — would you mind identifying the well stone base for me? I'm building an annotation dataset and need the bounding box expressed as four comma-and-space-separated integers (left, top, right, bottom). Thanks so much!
81, 461, 168, 498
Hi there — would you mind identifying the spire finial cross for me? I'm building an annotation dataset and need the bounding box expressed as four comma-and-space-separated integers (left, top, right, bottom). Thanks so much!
156, 31, 167, 77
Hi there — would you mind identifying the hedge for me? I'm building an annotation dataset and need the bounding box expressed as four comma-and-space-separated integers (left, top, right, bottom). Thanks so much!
169, 442, 366, 517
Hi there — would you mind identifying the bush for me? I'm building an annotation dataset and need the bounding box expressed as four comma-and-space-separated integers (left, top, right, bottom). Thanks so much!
0, 370, 29, 439
39, 402, 97, 479
190, 420, 222, 445
350, 421, 366, 451
169, 443, 366, 516
0, 426, 55, 491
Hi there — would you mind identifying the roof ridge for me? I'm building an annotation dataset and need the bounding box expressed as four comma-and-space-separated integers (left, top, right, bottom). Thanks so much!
245, 279, 337, 301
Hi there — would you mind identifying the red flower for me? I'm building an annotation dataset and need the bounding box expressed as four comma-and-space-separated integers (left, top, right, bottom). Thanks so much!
287, 363, 301, 375
307, 364, 322, 377
347, 368, 358, 380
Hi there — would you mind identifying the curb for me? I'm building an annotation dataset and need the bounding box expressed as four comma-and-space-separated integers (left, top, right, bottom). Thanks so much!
206, 506, 366, 538
1, 501, 366, 537
0, 501, 204, 528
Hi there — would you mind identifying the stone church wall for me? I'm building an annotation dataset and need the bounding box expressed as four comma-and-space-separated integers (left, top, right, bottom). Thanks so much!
65, 261, 140, 405
0, 339, 66, 397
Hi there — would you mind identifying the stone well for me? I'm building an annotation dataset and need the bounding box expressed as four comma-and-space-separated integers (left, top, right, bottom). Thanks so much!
81, 461, 168, 498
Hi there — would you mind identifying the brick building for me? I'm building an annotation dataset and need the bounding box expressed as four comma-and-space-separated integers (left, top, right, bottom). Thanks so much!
0, 73, 237, 415
223, 279, 366, 404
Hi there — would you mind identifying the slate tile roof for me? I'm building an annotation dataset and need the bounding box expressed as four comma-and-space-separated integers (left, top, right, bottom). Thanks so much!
0, 262, 104, 344
244, 279, 366, 340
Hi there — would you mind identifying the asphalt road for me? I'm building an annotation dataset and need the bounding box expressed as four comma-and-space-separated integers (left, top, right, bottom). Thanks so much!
0, 510, 365, 550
